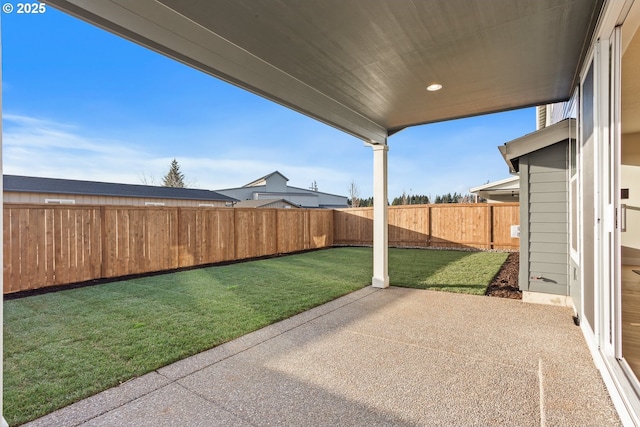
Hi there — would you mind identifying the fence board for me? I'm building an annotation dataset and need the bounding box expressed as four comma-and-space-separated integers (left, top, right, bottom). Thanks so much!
333, 208, 373, 245
234, 209, 278, 260
4, 203, 517, 294
491, 204, 520, 250
276, 209, 309, 254
334, 203, 520, 250
309, 209, 333, 248
389, 205, 430, 247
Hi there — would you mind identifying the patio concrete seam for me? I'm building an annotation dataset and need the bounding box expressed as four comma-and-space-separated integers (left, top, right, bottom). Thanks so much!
67, 379, 175, 427
160, 287, 383, 381
539, 358, 546, 427
172, 380, 261, 427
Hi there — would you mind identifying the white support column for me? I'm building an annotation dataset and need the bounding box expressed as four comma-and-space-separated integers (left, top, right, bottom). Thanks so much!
371, 143, 389, 288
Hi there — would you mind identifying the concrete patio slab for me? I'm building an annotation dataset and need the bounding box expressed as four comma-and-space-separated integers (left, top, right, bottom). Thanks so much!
24, 286, 621, 427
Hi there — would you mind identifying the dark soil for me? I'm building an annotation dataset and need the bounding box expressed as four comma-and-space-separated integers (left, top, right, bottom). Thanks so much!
486, 252, 522, 299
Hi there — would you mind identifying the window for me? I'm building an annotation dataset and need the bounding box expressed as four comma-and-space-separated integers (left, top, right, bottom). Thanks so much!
45, 198, 75, 204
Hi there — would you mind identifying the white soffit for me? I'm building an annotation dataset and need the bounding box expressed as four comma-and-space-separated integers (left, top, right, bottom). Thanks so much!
45, 0, 602, 143
470, 176, 519, 194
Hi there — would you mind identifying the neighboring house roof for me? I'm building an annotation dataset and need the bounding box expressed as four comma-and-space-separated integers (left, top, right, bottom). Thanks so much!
287, 186, 349, 199
215, 171, 349, 208
3, 175, 237, 202
499, 118, 576, 173
244, 171, 288, 187
470, 176, 520, 201
233, 199, 299, 208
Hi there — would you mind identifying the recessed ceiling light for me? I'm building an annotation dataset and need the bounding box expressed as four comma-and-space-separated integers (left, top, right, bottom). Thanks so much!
426, 83, 443, 92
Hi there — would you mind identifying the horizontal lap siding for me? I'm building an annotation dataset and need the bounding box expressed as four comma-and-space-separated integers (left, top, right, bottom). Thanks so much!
525, 142, 569, 294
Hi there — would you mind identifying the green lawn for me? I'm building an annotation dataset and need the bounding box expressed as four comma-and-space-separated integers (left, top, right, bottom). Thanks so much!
3, 247, 507, 425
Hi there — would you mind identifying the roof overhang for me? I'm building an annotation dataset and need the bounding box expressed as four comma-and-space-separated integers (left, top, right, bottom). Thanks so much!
499, 118, 576, 173
470, 176, 519, 194
45, 1, 603, 143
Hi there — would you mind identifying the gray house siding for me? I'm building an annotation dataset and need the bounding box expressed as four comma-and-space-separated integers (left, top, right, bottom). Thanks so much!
519, 142, 569, 295
215, 173, 348, 208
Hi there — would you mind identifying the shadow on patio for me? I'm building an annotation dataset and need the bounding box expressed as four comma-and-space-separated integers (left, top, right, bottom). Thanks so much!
24, 286, 620, 427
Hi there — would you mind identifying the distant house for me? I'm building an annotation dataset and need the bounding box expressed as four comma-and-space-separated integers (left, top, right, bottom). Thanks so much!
233, 199, 299, 209
470, 176, 520, 202
3, 175, 236, 207
215, 171, 348, 208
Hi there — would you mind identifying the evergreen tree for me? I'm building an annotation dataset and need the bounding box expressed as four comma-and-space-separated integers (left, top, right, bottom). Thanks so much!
162, 159, 186, 188
357, 197, 374, 207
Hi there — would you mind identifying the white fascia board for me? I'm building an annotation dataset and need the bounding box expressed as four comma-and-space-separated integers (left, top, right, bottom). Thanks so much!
46, 0, 388, 144
470, 176, 519, 193
503, 118, 576, 161
498, 118, 575, 172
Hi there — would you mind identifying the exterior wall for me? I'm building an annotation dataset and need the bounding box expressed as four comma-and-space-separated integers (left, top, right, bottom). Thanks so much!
519, 142, 569, 295
216, 186, 263, 201
217, 185, 348, 208
3, 192, 228, 207
479, 194, 519, 203
288, 186, 348, 208
261, 200, 296, 208
264, 174, 287, 192
255, 192, 319, 207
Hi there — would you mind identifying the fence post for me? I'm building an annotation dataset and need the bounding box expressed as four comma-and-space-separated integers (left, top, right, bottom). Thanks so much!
427, 205, 432, 247
233, 207, 238, 260
100, 206, 107, 279
488, 204, 493, 250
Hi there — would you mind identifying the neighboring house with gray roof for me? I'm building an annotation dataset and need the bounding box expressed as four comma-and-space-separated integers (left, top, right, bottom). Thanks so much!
215, 171, 348, 208
3, 175, 236, 207
233, 199, 299, 209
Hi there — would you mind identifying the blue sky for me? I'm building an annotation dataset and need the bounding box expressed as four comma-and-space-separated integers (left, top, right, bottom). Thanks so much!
1, 6, 535, 199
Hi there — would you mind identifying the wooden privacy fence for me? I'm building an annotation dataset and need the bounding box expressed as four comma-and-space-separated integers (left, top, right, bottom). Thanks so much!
3, 205, 333, 294
4, 203, 517, 294
334, 203, 520, 251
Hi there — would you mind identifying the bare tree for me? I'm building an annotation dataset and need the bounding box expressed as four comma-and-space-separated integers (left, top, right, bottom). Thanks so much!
348, 180, 360, 207
138, 172, 157, 186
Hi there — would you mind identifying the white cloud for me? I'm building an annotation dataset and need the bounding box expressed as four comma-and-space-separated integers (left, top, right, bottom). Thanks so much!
2, 113, 360, 197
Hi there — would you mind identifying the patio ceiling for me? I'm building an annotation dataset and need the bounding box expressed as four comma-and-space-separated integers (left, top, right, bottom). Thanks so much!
46, 0, 603, 143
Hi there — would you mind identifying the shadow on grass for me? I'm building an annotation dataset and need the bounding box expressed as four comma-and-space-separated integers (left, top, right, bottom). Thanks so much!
2, 247, 507, 425
388, 248, 508, 295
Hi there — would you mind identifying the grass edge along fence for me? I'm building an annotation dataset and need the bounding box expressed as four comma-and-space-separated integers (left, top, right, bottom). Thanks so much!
3, 203, 519, 294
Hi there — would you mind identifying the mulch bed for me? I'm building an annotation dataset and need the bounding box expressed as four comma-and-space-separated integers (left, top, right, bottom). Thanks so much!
486, 252, 521, 299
